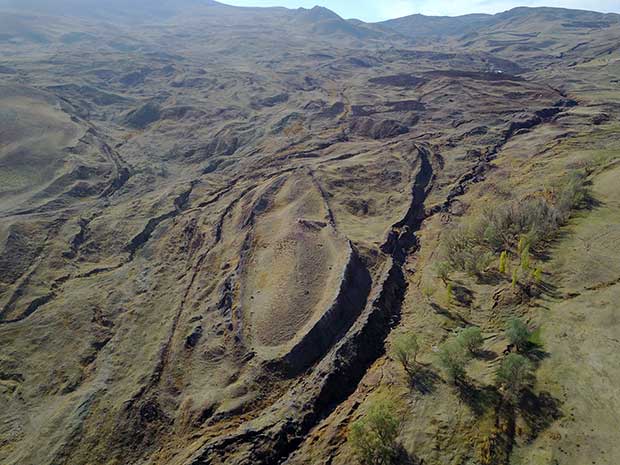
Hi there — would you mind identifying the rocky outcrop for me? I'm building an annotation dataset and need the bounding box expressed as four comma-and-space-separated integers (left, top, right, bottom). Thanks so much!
349, 118, 409, 140
369, 74, 427, 88
122, 102, 161, 128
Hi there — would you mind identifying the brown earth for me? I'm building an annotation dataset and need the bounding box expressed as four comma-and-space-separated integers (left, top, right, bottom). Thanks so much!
0, 2, 619, 465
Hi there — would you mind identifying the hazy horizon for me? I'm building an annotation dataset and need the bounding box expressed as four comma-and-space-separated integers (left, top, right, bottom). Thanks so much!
223, 0, 620, 21
1, 0, 619, 22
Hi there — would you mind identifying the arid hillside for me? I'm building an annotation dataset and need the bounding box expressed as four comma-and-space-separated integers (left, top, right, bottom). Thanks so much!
0, 2, 619, 465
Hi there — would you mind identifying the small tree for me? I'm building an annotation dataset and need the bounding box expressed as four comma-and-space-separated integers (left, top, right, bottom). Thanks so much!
499, 250, 508, 274
457, 326, 484, 355
391, 332, 419, 376
532, 267, 542, 283
348, 396, 401, 465
506, 317, 531, 351
496, 353, 534, 401
520, 245, 530, 271
437, 339, 469, 383
511, 268, 518, 289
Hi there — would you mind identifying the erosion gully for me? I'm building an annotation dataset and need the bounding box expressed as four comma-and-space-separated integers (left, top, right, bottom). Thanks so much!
193, 100, 569, 464
188, 144, 435, 465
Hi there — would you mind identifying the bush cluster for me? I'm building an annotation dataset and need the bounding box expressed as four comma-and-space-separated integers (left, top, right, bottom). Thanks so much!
350, 319, 539, 462
441, 224, 493, 276
437, 338, 469, 383
481, 197, 560, 253
440, 170, 588, 277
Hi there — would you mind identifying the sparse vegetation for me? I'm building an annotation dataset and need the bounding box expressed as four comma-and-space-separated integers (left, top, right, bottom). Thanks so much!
506, 317, 531, 351
457, 326, 484, 355
482, 198, 560, 253
439, 170, 589, 281
556, 170, 589, 219
496, 353, 534, 401
441, 224, 492, 277
348, 396, 402, 465
391, 332, 419, 376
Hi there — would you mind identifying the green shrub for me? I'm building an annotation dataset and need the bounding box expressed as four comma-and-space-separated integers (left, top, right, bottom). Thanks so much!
483, 171, 588, 254
348, 396, 401, 465
506, 317, 531, 351
482, 198, 560, 253
457, 326, 484, 354
439, 170, 588, 281
442, 225, 476, 269
437, 338, 469, 383
391, 332, 419, 376
496, 353, 534, 401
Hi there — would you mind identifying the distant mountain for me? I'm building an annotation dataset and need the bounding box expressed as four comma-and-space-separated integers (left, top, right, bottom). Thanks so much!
294, 5, 384, 38
378, 13, 494, 38
379, 6, 620, 38
0, 0, 221, 21
296, 5, 342, 22
2, 1, 618, 32
0, 0, 386, 39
